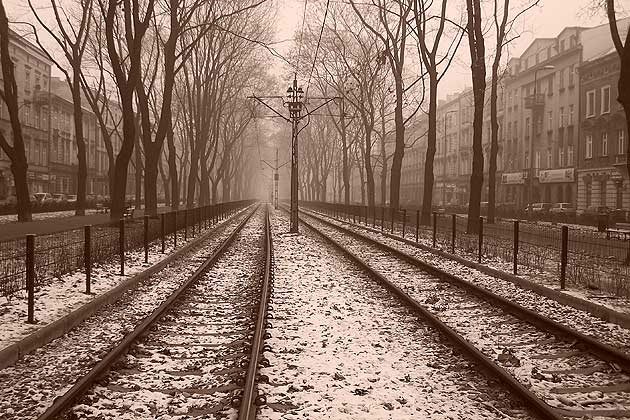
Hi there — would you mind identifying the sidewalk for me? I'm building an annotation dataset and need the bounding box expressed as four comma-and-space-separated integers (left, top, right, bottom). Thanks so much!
0, 206, 173, 241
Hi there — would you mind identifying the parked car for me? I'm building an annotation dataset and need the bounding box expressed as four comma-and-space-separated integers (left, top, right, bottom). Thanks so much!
33, 192, 53, 203
67, 194, 78, 203
549, 202, 576, 217
580, 205, 613, 216
525, 202, 552, 213
51, 193, 67, 202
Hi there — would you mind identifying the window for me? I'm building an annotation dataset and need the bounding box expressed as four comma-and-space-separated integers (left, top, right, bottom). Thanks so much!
525, 152, 529, 169
525, 117, 530, 138
25, 70, 30, 91
568, 145, 574, 165
559, 107, 565, 128
547, 76, 554, 94
536, 116, 543, 135
547, 148, 552, 168
559, 69, 565, 88
559, 148, 565, 166
560, 39, 565, 52
602, 132, 608, 156
535, 151, 541, 169
514, 121, 518, 139
586, 90, 596, 117
548, 111, 553, 131
586, 135, 593, 158
569, 65, 575, 86
569, 104, 574, 125
602, 85, 611, 114
619, 130, 626, 155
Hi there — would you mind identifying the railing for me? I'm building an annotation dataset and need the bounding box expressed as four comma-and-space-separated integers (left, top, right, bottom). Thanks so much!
0, 200, 254, 307
302, 201, 630, 298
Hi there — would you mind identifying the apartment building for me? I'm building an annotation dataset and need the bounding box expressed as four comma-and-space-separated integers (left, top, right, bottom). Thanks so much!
0, 29, 52, 195
577, 49, 628, 212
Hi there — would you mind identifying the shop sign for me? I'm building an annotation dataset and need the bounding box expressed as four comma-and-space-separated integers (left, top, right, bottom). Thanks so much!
502, 172, 525, 185
538, 168, 574, 183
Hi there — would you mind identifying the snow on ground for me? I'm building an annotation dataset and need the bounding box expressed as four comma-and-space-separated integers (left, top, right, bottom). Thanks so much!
300, 214, 630, 415
307, 210, 630, 352
70, 207, 266, 420
257, 208, 534, 420
0, 209, 252, 420
0, 206, 251, 351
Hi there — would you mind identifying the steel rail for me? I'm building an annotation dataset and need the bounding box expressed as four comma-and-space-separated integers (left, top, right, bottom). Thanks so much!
238, 205, 273, 420
295, 210, 563, 420
302, 208, 630, 374
37, 204, 261, 420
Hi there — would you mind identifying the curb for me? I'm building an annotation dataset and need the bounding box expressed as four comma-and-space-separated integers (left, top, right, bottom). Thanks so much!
317, 211, 630, 330
0, 207, 250, 371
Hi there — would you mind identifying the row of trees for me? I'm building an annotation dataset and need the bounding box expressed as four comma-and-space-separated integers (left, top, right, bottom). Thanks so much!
293, 0, 630, 233
0, 0, 271, 221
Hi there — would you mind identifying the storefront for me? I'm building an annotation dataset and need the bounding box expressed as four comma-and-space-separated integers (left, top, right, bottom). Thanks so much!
538, 168, 575, 204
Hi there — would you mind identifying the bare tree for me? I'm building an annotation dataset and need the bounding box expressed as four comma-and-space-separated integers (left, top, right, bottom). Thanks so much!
28, 0, 92, 215
350, 0, 413, 209
0, 1, 31, 221
465, 0, 486, 234
412, 0, 463, 225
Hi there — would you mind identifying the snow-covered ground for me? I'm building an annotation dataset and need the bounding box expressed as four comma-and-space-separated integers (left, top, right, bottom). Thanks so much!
258, 209, 534, 420
0, 209, 252, 419
70, 207, 266, 420
308, 209, 630, 343
0, 206, 252, 350
301, 211, 630, 417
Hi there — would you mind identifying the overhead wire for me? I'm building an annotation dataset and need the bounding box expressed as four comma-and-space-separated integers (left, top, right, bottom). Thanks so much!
305, 0, 331, 98
295, 0, 309, 70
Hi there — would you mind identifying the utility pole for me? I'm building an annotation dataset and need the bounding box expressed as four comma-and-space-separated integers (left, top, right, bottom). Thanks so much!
249, 76, 340, 234
274, 149, 279, 209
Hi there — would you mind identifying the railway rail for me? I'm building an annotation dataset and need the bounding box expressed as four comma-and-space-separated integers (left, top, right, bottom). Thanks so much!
36, 205, 273, 420
297, 208, 630, 419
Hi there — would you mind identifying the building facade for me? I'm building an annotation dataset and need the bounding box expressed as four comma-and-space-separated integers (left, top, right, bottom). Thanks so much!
0, 29, 52, 195
577, 50, 629, 213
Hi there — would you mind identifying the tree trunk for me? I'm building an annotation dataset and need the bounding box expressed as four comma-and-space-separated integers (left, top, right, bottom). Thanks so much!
0, 1, 31, 221
421, 75, 438, 225
389, 77, 405, 209
158, 154, 170, 206
167, 120, 179, 210
465, 0, 487, 234
488, 59, 501, 224
72, 72, 87, 216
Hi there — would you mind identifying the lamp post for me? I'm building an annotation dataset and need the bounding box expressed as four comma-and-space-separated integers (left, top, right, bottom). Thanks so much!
442, 110, 457, 206
287, 78, 304, 233
526, 64, 555, 216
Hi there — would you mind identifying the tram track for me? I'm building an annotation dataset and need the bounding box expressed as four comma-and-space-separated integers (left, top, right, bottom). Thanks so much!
297, 208, 630, 419
27, 204, 273, 420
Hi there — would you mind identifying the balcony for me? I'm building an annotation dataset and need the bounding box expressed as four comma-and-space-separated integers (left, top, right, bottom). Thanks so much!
524, 93, 545, 110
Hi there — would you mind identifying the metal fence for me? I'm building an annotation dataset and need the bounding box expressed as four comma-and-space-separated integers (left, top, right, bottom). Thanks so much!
303, 201, 630, 298
0, 201, 253, 300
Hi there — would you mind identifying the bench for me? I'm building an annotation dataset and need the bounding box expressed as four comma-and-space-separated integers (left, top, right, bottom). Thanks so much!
123, 205, 135, 219
95, 203, 108, 214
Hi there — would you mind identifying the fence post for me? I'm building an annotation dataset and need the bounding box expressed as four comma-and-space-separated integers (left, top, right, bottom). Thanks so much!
184, 209, 188, 241
432, 212, 437, 248
381, 207, 385, 232
478, 216, 484, 263
373, 207, 376, 228
119, 219, 125, 276
402, 209, 407, 238
353, 207, 356, 224
26, 234, 35, 324
160, 214, 165, 254
416, 210, 420, 242
451, 214, 456, 254
391, 208, 395, 234
513, 220, 519, 275
560, 225, 568, 290
143, 215, 149, 263
84, 225, 91, 294
173, 211, 178, 249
